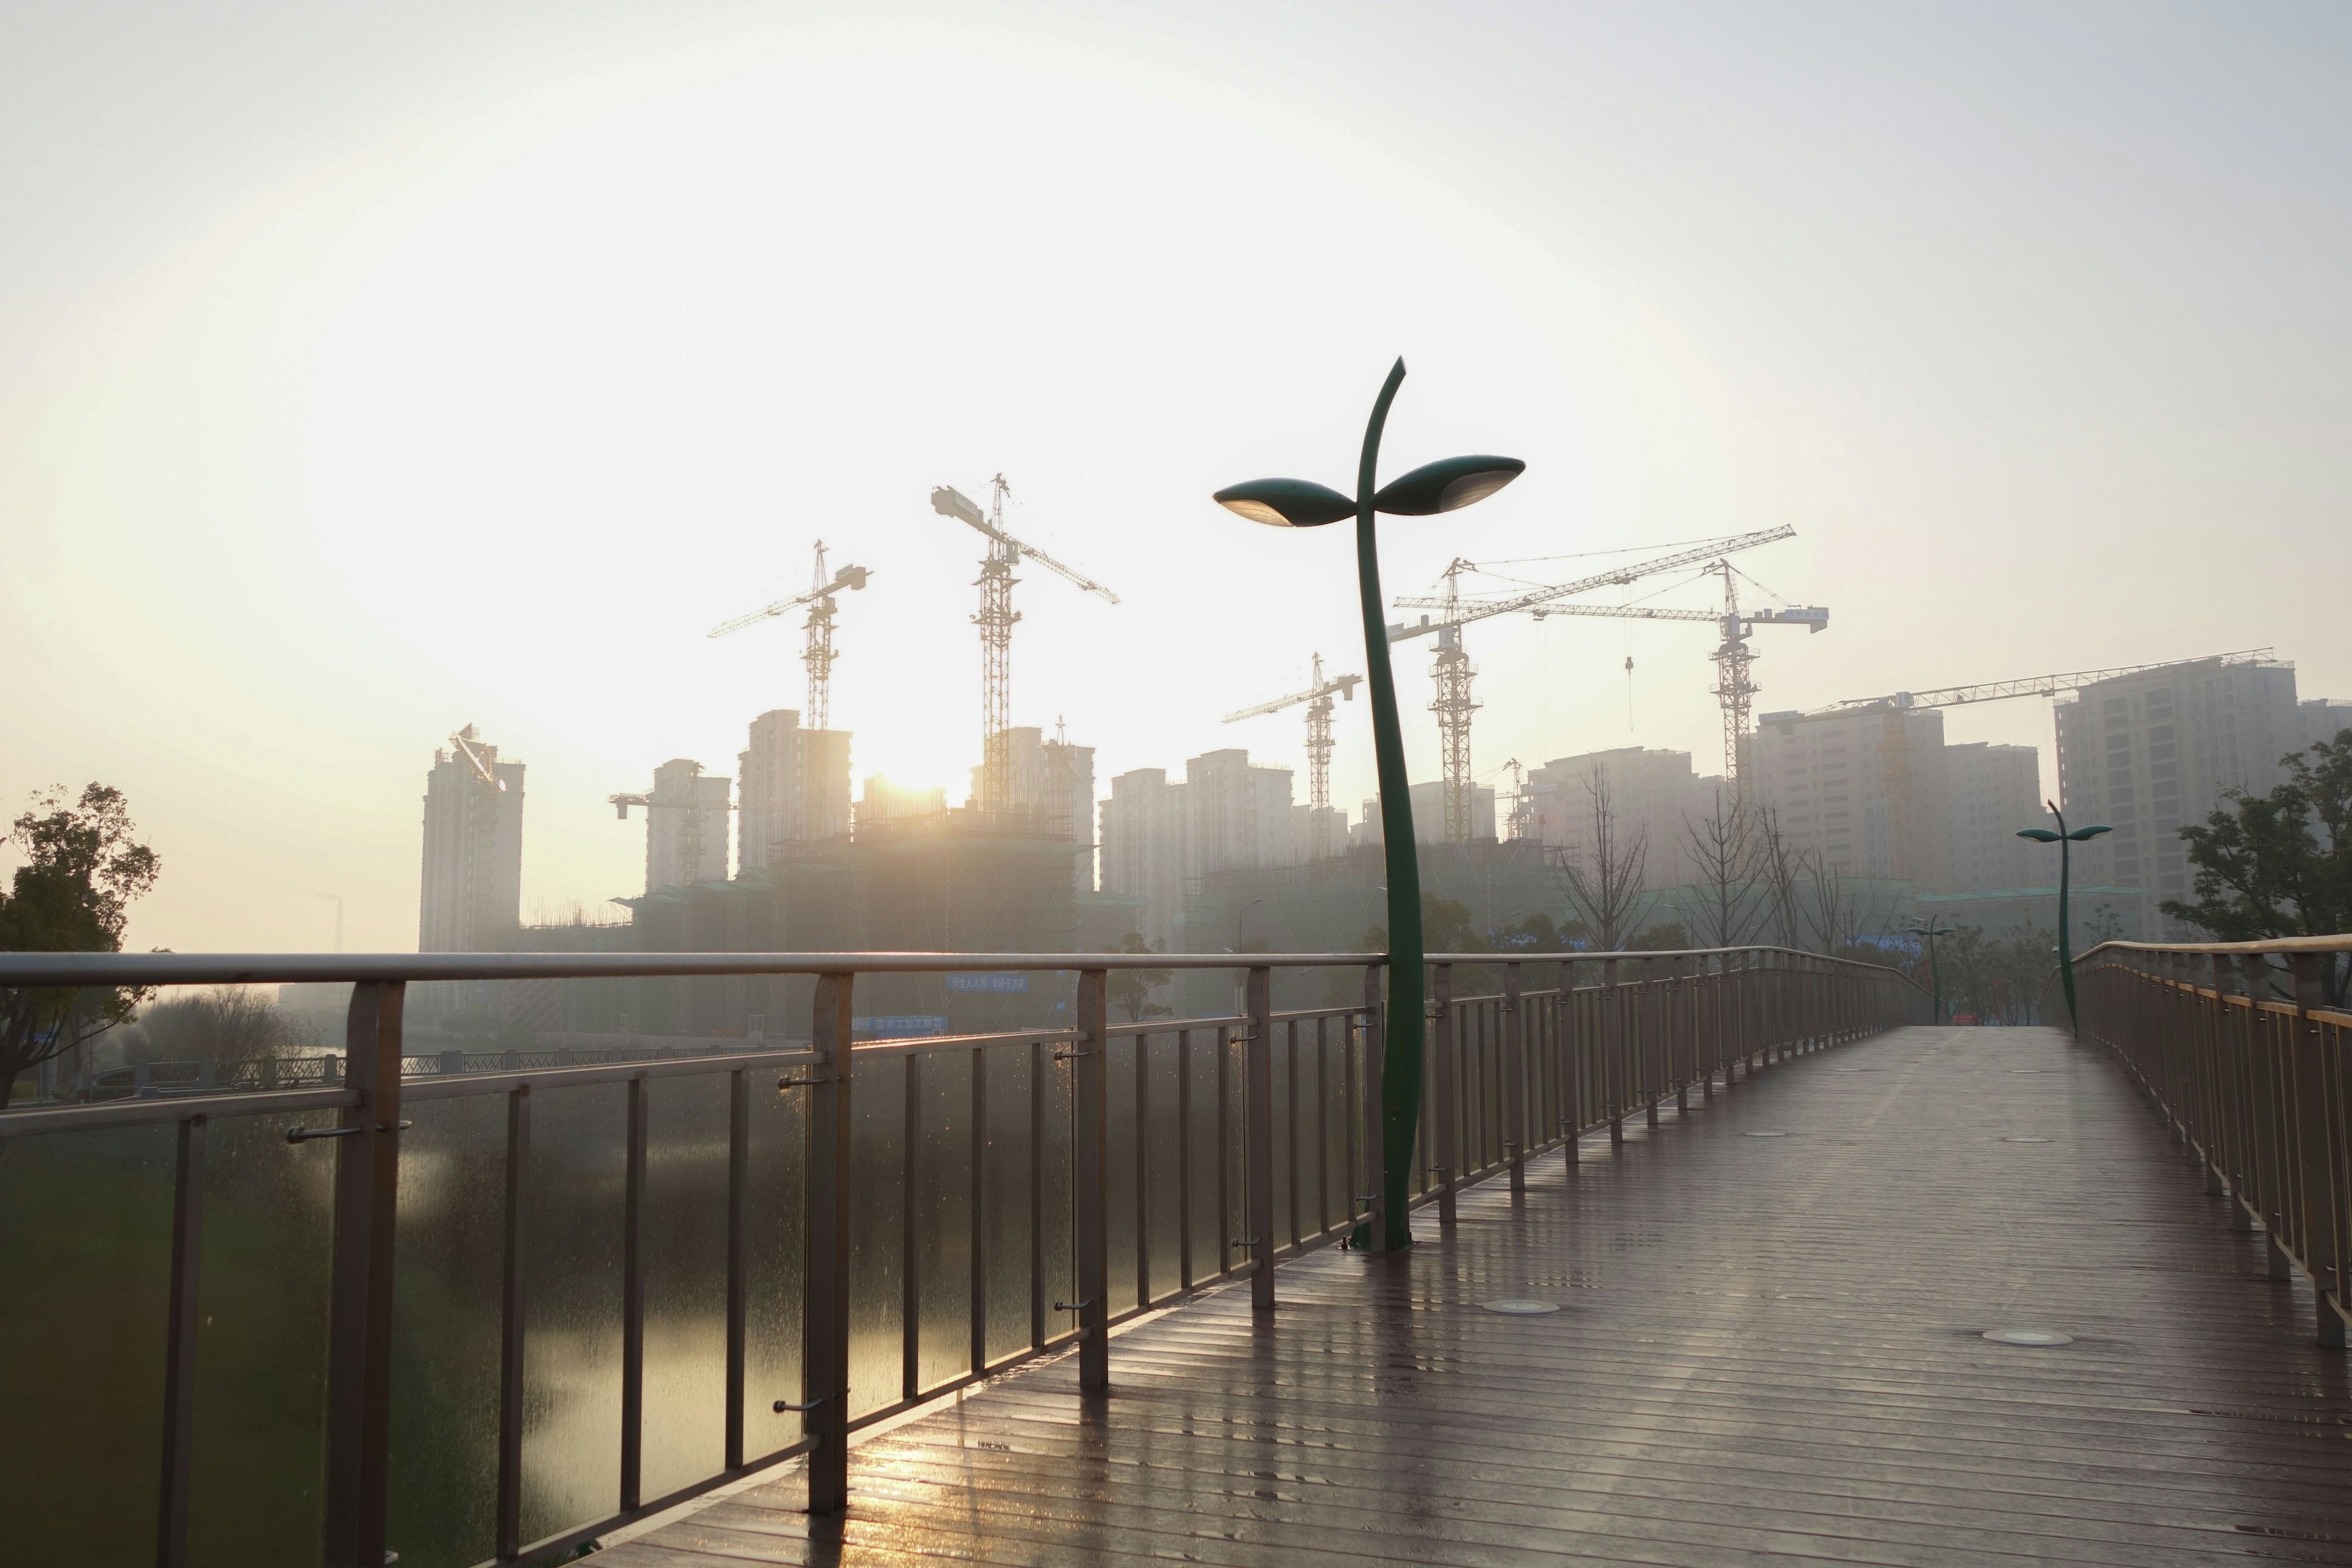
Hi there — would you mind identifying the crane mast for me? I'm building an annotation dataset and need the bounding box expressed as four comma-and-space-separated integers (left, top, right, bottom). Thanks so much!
1221, 654, 1362, 861
933, 476, 1118, 811
707, 543, 872, 731
1392, 527, 1801, 846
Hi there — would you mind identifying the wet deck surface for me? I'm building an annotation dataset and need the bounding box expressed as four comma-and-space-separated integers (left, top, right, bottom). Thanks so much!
605, 1025, 2352, 1566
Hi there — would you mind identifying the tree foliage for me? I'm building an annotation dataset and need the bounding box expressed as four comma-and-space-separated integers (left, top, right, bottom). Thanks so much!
1, 783, 162, 1101
1106, 932, 1174, 1023
2163, 729, 2352, 1002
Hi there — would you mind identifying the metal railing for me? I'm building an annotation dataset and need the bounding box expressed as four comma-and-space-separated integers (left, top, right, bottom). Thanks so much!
2074, 936, 2352, 1349
0, 945, 1923, 1568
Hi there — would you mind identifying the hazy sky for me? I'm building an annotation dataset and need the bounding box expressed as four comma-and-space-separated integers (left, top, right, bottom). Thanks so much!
4, 2, 2347, 953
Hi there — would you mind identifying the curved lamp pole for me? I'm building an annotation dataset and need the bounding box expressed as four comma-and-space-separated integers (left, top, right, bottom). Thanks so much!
1213, 358, 1524, 1251
2017, 799, 2110, 1036
1904, 918, 1955, 1025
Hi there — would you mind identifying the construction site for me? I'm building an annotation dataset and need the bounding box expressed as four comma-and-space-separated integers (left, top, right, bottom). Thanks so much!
412, 481, 2343, 1042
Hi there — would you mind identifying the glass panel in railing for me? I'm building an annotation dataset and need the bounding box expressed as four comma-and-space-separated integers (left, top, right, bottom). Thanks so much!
640, 1071, 729, 1501
520, 1080, 627, 1545
845, 1049, 905, 1420
741, 1063, 806, 1456
1037, 1046, 1076, 1340
978, 1041, 1035, 1365
1140, 1031, 1183, 1300
915, 1046, 974, 1392
387, 1091, 505, 1567
1102, 1033, 1139, 1317
1177, 1028, 1219, 1284
0, 1122, 175, 1566
188, 1114, 333, 1557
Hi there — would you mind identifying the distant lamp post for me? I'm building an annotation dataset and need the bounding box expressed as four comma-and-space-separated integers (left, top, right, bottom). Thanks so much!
1904, 918, 1956, 1025
2017, 801, 2112, 1035
1213, 358, 1524, 1252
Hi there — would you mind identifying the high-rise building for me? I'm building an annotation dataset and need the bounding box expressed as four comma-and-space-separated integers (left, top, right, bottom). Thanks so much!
2055, 655, 2299, 926
1352, 781, 1498, 849
1746, 707, 1954, 890
419, 728, 524, 952
855, 774, 948, 833
2300, 698, 2352, 753
1945, 742, 2041, 893
1522, 748, 1711, 886
737, 710, 852, 871
640, 759, 734, 893
1101, 768, 1188, 950
1099, 748, 1294, 950
965, 725, 1097, 891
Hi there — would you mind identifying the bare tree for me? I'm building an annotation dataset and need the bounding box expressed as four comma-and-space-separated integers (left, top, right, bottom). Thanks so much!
1680, 790, 1763, 948
1558, 761, 1654, 950
1752, 806, 1806, 948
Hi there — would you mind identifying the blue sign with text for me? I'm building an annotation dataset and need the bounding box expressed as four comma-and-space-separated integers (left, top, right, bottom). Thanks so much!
943, 973, 1030, 994
852, 1015, 951, 1039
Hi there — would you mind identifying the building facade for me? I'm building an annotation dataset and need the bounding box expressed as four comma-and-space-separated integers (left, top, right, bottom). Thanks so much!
419, 728, 525, 953
1746, 707, 1954, 891
737, 709, 852, 872
1099, 748, 1295, 950
2054, 655, 2300, 929
641, 759, 734, 893
1945, 742, 2042, 894
1522, 748, 1713, 888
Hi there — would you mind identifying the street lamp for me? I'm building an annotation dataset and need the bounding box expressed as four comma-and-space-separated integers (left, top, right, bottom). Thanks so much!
1904, 918, 1956, 1025
2017, 799, 2111, 1036
1213, 358, 1525, 1252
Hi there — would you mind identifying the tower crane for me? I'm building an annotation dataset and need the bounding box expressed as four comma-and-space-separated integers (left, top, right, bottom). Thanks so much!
708, 541, 872, 731
1222, 654, 1363, 860
931, 476, 1119, 809
1389, 524, 1799, 844
1809, 649, 2275, 884
1528, 561, 1829, 796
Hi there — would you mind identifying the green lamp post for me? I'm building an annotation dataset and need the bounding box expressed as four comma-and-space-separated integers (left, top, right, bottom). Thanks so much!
1904, 918, 1956, 1024
2016, 799, 2111, 1035
1213, 358, 1524, 1252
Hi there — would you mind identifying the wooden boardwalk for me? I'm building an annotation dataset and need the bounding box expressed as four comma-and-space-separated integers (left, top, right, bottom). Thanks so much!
604, 1025, 2352, 1567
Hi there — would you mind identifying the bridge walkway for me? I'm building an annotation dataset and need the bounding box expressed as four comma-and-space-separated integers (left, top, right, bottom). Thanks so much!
605, 1025, 2352, 1567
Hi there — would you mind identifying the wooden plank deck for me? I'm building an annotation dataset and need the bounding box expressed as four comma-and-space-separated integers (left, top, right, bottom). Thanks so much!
601, 1025, 2352, 1567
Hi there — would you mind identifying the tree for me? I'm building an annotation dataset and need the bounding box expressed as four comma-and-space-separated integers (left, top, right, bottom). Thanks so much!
1680, 790, 1763, 949
1106, 932, 1174, 1023
1752, 806, 1806, 949
121, 988, 311, 1065
1558, 761, 1654, 951
1, 783, 161, 1102
2163, 729, 2352, 1003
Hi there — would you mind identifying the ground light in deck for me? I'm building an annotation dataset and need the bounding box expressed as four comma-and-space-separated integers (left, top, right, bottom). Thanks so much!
1211, 358, 1523, 1252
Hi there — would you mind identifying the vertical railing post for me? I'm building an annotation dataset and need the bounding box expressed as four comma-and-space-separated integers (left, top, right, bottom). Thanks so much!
723, 1070, 747, 1472
1504, 962, 1526, 1194
802, 971, 854, 1515
322, 979, 404, 1568
1605, 957, 1624, 1145
1643, 957, 1663, 1129
1672, 956, 1691, 1112
2291, 953, 2346, 1349
1432, 963, 1459, 1223
1562, 959, 1582, 1170
1074, 968, 1112, 1382
620, 1073, 648, 1510
1243, 966, 1275, 1309
1360, 960, 1388, 1250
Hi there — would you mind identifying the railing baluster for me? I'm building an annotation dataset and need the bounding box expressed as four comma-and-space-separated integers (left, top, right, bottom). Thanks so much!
620, 1072, 647, 1510
1136, 1027, 1152, 1309
1028, 1036, 1046, 1349
497, 1087, 531, 1558
804, 971, 854, 1516
1245, 967, 1275, 1310
1176, 1028, 1194, 1288
1504, 963, 1526, 1194
1284, 1016, 1300, 1249
969, 1044, 988, 1379
902, 1052, 922, 1402
1433, 963, 1458, 1226
1360, 961, 1387, 1250
155, 1113, 206, 1568
723, 1072, 745, 1472
1074, 968, 1110, 1390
